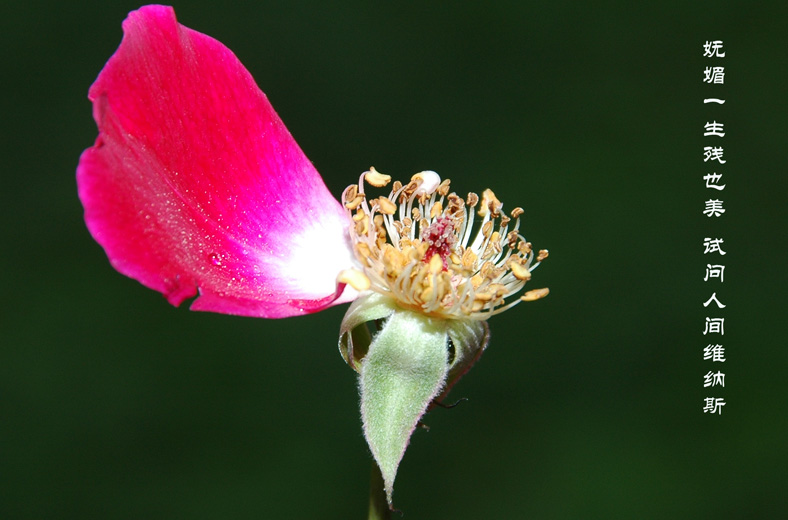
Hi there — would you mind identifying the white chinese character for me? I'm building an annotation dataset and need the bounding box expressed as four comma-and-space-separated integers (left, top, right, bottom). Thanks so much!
703, 40, 726, 58
704, 121, 725, 137
703, 238, 727, 255
703, 199, 725, 217
703, 371, 726, 388
704, 146, 726, 163
704, 317, 725, 335
703, 344, 726, 362
703, 66, 725, 84
703, 292, 726, 309
704, 172, 725, 191
704, 264, 725, 282
703, 397, 726, 414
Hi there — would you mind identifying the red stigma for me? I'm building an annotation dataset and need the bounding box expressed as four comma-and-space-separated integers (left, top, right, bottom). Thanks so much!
422, 217, 456, 270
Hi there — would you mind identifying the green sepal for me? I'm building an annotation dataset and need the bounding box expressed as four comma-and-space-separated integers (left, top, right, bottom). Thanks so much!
359, 310, 449, 506
441, 319, 489, 402
338, 292, 398, 371
337, 293, 491, 507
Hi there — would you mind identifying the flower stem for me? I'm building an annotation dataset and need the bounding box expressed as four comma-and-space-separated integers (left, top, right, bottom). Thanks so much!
368, 460, 391, 520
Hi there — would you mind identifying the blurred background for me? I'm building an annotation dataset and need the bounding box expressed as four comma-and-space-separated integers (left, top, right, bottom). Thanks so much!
2, 1, 786, 519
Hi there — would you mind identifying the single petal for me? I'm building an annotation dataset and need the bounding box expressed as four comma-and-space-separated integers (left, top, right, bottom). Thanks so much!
77, 5, 356, 318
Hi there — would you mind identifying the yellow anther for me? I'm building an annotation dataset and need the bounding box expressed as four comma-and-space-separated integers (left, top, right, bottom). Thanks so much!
437, 179, 451, 197
345, 184, 358, 201
470, 273, 483, 289
511, 207, 524, 218
344, 194, 364, 210
506, 230, 520, 249
466, 192, 479, 207
461, 249, 477, 270
355, 242, 372, 261
377, 196, 397, 215
337, 269, 371, 292
474, 291, 494, 302
482, 220, 493, 238
510, 261, 532, 281
488, 283, 507, 297
537, 249, 549, 262
478, 189, 501, 217
428, 253, 443, 275
521, 288, 550, 302
430, 201, 443, 219
383, 245, 406, 274
420, 286, 434, 304
518, 241, 533, 255
447, 194, 464, 215
490, 231, 501, 252
354, 214, 369, 235
365, 167, 392, 188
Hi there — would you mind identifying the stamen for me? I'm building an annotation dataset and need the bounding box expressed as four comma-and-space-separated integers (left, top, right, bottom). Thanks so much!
521, 288, 550, 302
478, 189, 501, 217
377, 196, 397, 215
509, 261, 532, 281
364, 167, 392, 188
337, 269, 371, 291
343, 169, 548, 319
428, 253, 443, 275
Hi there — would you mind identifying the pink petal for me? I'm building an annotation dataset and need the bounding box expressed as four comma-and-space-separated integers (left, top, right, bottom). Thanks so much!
77, 5, 357, 318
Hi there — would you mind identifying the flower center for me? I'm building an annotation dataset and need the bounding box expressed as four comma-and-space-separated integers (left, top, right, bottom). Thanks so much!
422, 217, 456, 270
338, 168, 549, 320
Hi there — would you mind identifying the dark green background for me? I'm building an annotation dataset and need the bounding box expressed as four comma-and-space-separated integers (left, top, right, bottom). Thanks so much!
2, 2, 786, 519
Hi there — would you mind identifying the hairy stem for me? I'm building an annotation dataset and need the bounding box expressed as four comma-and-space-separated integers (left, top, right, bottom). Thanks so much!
368, 460, 391, 520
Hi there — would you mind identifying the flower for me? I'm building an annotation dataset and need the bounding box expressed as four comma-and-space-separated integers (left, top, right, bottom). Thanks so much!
336, 169, 547, 505
78, 5, 548, 508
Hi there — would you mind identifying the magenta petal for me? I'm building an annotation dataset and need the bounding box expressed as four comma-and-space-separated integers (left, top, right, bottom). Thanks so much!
77, 5, 356, 318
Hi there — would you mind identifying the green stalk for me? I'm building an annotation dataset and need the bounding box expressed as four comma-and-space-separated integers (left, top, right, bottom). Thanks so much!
368, 460, 391, 520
